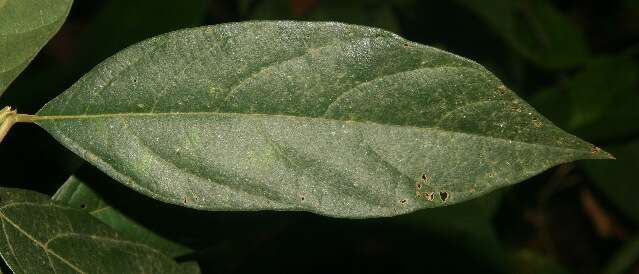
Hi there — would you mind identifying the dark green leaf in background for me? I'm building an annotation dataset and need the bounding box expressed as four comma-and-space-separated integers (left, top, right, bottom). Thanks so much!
604, 235, 639, 274
509, 249, 571, 274
583, 141, 639, 226
399, 191, 507, 271
531, 55, 639, 142
453, 0, 589, 69
0, 0, 73, 96
32, 21, 610, 218
0, 188, 197, 274
52, 175, 193, 258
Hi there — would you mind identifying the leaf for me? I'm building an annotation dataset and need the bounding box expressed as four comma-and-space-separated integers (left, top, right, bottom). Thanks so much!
0, 188, 196, 274
52, 174, 193, 258
531, 55, 639, 142
603, 235, 639, 274
0, 0, 73, 96
453, 0, 589, 69
34, 21, 610, 218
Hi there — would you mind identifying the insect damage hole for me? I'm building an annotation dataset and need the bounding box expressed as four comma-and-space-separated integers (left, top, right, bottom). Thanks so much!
424, 192, 435, 202
439, 192, 449, 202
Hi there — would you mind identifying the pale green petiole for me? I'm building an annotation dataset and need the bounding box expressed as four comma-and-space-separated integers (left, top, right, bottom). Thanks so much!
0, 106, 34, 144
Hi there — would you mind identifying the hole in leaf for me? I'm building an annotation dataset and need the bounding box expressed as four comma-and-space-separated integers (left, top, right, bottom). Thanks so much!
440, 192, 449, 202
400, 199, 407, 204
424, 192, 434, 202
80, 204, 86, 209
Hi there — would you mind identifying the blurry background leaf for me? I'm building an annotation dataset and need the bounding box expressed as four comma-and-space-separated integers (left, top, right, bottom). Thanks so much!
604, 235, 639, 274
0, 0, 73, 95
396, 191, 507, 272
509, 249, 571, 274
583, 142, 639, 226
452, 0, 589, 70
531, 55, 639, 142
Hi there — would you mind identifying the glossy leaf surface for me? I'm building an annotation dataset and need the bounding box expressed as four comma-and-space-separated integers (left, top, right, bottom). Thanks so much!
35, 21, 609, 218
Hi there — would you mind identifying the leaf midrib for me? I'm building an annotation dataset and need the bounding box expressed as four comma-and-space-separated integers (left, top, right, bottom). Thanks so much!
33, 110, 593, 154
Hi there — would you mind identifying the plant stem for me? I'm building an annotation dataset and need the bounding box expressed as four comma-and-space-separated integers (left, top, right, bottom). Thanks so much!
0, 115, 16, 144
0, 106, 36, 144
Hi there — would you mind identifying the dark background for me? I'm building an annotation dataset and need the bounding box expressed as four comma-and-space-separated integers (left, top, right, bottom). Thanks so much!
1, 0, 638, 273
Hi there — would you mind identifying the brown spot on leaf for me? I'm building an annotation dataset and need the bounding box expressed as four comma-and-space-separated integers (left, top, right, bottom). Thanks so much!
497, 85, 508, 95
403, 43, 412, 48
511, 104, 522, 113
532, 117, 543, 128
591, 146, 602, 154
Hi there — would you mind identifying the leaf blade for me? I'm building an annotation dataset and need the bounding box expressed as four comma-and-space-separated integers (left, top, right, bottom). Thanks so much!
36, 21, 610, 218
0, 0, 73, 95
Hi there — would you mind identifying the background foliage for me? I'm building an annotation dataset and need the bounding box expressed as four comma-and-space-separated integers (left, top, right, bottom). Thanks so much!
1, 0, 637, 273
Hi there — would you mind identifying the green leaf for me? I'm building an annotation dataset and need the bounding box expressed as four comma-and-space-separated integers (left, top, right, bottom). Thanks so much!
0, 0, 73, 96
34, 21, 610, 218
52, 174, 193, 258
0, 188, 196, 274
531, 56, 639, 142
603, 235, 639, 274
453, 0, 589, 69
